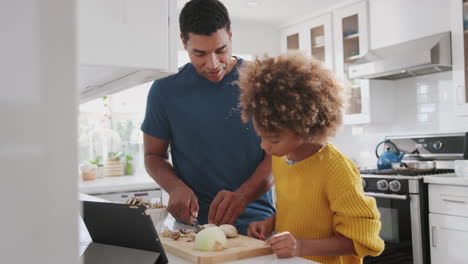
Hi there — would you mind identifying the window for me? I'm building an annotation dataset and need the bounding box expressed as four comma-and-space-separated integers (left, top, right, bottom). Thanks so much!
79, 81, 152, 176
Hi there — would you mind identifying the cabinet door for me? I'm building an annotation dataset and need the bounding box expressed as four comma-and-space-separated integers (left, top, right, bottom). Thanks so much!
280, 24, 303, 53
303, 14, 334, 69
429, 213, 468, 264
280, 14, 334, 69
451, 0, 468, 115
79, 0, 169, 70
333, 1, 371, 124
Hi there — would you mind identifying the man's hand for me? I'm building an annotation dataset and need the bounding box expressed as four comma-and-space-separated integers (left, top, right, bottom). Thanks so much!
266, 232, 300, 258
247, 215, 275, 240
167, 185, 198, 224
208, 190, 247, 225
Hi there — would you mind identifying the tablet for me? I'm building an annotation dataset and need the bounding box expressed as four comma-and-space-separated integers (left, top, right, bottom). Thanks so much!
81, 201, 168, 264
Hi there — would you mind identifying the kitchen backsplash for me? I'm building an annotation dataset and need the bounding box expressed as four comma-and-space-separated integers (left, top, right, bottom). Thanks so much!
331, 71, 468, 169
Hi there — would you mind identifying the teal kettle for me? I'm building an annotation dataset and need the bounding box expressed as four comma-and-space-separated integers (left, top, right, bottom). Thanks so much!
375, 140, 405, 170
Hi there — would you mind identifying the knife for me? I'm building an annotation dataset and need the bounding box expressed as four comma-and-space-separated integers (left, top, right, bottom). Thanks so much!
189, 215, 202, 232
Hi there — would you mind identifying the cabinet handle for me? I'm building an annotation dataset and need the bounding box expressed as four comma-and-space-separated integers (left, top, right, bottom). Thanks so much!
442, 198, 466, 204
431, 226, 436, 248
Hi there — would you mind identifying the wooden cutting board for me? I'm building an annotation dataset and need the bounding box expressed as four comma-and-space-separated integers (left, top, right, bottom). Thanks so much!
161, 234, 272, 264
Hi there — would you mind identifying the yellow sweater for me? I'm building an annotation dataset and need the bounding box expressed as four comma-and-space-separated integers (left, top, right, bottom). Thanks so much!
273, 143, 384, 264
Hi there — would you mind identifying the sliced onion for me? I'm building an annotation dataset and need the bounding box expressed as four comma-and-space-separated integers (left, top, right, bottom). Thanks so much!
194, 226, 227, 251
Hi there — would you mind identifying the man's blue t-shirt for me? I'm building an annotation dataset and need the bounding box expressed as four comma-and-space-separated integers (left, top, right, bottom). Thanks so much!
141, 58, 275, 234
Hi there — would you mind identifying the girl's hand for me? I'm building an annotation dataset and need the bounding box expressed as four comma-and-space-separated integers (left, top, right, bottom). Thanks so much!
247, 215, 275, 240
266, 232, 300, 258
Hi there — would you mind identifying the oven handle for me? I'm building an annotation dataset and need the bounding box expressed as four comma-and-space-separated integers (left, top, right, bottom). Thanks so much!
365, 192, 408, 200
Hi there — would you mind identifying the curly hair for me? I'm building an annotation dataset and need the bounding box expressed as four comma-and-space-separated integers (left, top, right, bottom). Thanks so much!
238, 52, 347, 143
179, 0, 231, 41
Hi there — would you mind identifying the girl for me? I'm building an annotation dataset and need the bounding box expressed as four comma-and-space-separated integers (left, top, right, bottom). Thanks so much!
238, 52, 384, 264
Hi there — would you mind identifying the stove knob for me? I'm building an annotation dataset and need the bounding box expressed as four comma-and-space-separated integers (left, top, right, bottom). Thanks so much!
376, 180, 389, 191
433, 141, 443, 150
362, 179, 367, 189
389, 180, 402, 192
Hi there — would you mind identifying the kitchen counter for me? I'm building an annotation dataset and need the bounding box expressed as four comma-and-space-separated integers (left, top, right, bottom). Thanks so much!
79, 173, 159, 194
424, 175, 468, 186
79, 193, 318, 264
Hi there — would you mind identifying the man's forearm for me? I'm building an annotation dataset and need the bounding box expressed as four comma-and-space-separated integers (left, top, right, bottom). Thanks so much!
235, 154, 273, 204
144, 154, 187, 194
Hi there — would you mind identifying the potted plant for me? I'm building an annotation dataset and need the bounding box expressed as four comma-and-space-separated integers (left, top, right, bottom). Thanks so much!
89, 155, 104, 178
123, 155, 135, 175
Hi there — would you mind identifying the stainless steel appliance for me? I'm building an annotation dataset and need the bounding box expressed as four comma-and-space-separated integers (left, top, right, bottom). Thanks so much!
361, 132, 468, 264
348, 31, 452, 80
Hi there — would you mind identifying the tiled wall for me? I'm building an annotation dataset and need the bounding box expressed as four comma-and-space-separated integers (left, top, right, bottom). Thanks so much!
331, 71, 468, 169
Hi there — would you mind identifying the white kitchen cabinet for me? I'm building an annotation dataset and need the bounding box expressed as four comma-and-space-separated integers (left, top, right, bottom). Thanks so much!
280, 24, 302, 52
78, 0, 177, 103
428, 184, 468, 263
333, 1, 371, 124
429, 213, 468, 264
429, 184, 468, 217
79, 0, 170, 69
369, 0, 450, 49
280, 14, 334, 69
451, 0, 468, 115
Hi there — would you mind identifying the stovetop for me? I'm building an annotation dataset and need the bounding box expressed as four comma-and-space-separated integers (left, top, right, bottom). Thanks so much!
360, 169, 454, 176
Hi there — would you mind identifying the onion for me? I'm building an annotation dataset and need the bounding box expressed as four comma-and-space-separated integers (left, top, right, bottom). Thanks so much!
219, 224, 238, 238
194, 226, 227, 251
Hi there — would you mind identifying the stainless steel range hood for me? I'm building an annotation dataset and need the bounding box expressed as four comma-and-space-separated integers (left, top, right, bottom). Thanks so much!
348, 32, 452, 80
79, 65, 171, 103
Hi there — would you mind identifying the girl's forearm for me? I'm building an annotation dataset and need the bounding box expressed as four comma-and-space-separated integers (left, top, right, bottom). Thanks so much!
297, 234, 355, 257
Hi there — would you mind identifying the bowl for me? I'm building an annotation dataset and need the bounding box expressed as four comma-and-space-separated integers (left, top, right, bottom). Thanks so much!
146, 207, 168, 233
314, 35, 324, 46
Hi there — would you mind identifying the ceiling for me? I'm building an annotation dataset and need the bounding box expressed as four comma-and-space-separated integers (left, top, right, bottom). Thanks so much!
177, 0, 349, 27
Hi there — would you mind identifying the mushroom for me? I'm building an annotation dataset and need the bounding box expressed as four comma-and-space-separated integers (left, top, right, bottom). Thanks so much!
219, 224, 238, 238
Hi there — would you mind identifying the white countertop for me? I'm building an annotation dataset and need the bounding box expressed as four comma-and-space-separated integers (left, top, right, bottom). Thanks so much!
79, 173, 159, 194
79, 193, 318, 264
424, 175, 468, 186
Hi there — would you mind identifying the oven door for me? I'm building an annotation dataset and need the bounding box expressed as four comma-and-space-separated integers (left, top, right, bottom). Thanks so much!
363, 192, 425, 264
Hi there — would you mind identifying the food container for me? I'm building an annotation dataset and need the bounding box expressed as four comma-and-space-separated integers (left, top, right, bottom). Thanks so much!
454, 160, 468, 178
80, 163, 97, 181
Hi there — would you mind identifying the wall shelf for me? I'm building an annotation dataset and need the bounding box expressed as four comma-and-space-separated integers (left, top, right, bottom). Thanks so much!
343, 33, 359, 40
312, 43, 325, 49
344, 54, 361, 62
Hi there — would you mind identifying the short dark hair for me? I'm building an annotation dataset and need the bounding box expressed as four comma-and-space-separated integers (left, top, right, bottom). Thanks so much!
179, 0, 231, 41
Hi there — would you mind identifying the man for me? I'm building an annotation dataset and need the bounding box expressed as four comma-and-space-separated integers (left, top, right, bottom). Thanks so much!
141, 0, 275, 235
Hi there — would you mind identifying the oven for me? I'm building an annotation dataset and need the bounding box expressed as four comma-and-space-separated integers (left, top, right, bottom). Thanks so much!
360, 132, 467, 264
360, 173, 430, 264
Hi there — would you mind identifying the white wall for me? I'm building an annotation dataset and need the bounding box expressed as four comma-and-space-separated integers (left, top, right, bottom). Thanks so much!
231, 18, 281, 57
332, 71, 468, 169
0, 1, 79, 263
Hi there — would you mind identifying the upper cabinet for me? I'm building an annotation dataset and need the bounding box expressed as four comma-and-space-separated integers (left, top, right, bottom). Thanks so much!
79, 0, 170, 69
280, 14, 334, 69
280, 2, 370, 124
369, 0, 450, 49
78, 0, 176, 103
333, 2, 371, 124
451, 0, 468, 115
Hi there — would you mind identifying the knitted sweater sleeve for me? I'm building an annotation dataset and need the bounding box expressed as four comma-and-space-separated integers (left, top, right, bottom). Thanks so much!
327, 158, 385, 258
